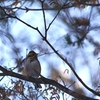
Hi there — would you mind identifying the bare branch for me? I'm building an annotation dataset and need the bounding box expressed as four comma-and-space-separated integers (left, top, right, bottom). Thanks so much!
0, 65, 98, 100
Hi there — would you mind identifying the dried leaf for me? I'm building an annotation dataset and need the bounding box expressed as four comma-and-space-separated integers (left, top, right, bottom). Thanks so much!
11, 1, 22, 6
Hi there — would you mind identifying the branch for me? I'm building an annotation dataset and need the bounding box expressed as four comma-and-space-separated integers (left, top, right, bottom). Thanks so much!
0, 66, 98, 100
2, 2, 100, 12
40, 0, 47, 39
46, 0, 68, 32
2, 5, 74, 12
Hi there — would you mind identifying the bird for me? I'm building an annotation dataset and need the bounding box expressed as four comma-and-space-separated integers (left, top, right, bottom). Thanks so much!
23, 50, 41, 89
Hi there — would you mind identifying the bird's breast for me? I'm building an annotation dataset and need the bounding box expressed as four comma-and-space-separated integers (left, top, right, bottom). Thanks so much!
23, 58, 41, 77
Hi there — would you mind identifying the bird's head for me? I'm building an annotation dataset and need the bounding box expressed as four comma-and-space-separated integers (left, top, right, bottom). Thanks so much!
26, 51, 38, 60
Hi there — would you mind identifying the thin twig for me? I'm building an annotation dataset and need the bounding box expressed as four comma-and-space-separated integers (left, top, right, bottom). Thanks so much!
40, 0, 47, 39
47, 0, 68, 31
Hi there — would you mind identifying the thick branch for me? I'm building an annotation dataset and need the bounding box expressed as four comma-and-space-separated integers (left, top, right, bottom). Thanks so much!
0, 66, 98, 100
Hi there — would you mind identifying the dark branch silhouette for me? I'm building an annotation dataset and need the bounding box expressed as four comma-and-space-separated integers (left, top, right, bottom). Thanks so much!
0, 65, 98, 100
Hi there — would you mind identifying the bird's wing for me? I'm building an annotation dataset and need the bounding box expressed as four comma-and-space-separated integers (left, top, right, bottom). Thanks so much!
30, 60, 41, 77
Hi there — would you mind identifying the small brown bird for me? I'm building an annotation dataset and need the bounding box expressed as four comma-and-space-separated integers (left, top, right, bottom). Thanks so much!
23, 51, 41, 89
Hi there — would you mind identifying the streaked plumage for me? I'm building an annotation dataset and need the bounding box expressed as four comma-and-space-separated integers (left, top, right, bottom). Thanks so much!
23, 51, 41, 89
